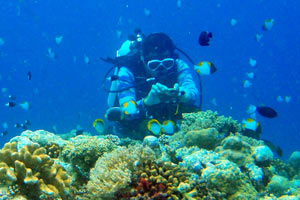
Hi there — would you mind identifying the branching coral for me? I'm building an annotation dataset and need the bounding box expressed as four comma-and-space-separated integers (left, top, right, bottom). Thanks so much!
0, 142, 71, 200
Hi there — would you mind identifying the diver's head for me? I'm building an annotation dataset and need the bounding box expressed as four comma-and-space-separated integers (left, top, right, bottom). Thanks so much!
142, 33, 176, 76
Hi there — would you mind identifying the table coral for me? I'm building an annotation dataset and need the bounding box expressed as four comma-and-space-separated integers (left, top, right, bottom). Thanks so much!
0, 142, 71, 200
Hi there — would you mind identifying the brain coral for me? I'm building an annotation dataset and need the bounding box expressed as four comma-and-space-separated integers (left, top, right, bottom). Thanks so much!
0, 142, 71, 200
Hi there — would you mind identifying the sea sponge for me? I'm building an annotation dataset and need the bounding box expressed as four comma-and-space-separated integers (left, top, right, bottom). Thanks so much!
0, 142, 71, 199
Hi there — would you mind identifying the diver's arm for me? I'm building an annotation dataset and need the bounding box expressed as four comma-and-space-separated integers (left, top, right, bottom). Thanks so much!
176, 59, 199, 104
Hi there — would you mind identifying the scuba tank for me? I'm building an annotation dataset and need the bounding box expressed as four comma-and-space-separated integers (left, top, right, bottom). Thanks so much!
107, 67, 119, 107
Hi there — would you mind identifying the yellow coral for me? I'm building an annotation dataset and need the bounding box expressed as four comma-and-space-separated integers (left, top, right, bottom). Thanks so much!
0, 142, 71, 199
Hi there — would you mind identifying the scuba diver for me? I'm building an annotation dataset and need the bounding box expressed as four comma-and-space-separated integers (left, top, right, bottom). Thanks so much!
101, 30, 200, 138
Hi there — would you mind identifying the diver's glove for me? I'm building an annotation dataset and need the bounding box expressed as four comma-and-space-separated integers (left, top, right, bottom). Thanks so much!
144, 83, 169, 106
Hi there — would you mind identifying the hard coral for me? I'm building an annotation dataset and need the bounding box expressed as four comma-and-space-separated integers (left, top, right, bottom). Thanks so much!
183, 128, 222, 150
10, 130, 67, 150
201, 159, 258, 199
181, 110, 241, 135
82, 145, 155, 200
0, 142, 71, 200
117, 160, 222, 200
45, 143, 60, 158
61, 135, 117, 184
215, 135, 254, 167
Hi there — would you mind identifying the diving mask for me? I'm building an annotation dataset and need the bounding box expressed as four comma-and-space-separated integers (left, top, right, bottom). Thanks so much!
146, 58, 175, 72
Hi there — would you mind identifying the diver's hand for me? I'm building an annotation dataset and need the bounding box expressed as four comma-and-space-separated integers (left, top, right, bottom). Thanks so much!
172, 83, 191, 103
144, 83, 169, 106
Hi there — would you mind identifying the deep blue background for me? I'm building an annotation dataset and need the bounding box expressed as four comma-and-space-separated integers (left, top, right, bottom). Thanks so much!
0, 0, 299, 159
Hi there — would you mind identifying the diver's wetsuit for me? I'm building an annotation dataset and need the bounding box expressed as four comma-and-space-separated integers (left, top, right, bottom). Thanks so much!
113, 59, 199, 137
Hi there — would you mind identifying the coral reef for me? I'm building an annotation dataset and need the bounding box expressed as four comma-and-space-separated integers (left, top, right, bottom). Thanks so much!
183, 128, 222, 150
10, 130, 67, 150
0, 142, 71, 200
267, 175, 290, 196
201, 159, 258, 199
117, 160, 224, 200
177, 147, 257, 199
1, 109, 298, 200
180, 110, 241, 134
45, 143, 60, 158
253, 145, 274, 164
61, 135, 117, 185
215, 134, 254, 167
289, 151, 300, 171
81, 145, 155, 199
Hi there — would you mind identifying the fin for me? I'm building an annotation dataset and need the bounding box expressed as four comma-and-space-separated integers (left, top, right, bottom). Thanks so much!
147, 119, 162, 136
161, 120, 175, 134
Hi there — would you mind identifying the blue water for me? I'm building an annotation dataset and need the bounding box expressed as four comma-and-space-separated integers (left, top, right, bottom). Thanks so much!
0, 0, 299, 159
